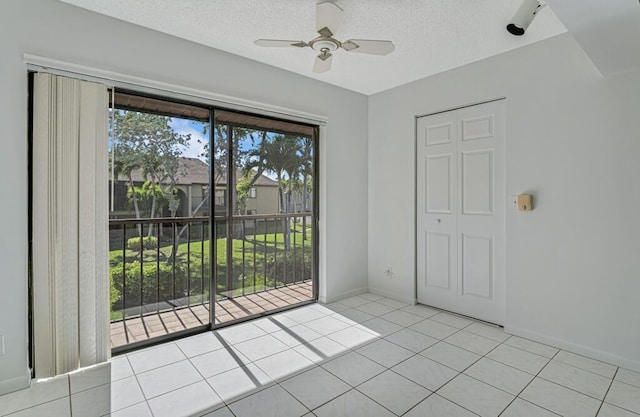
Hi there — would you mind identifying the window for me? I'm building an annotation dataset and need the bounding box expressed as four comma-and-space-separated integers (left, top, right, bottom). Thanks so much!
248, 187, 257, 198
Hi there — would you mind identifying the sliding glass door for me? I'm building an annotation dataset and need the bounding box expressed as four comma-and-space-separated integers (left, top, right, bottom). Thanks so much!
107, 91, 317, 352
211, 110, 317, 325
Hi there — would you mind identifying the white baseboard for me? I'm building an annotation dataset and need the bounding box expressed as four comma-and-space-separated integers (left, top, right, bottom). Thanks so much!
0, 368, 31, 396
504, 325, 640, 373
368, 287, 415, 305
319, 287, 369, 304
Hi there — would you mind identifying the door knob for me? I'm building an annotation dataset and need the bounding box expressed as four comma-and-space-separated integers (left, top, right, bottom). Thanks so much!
437, 218, 442, 223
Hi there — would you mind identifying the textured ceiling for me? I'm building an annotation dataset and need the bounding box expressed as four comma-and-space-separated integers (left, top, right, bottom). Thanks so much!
59, 0, 567, 95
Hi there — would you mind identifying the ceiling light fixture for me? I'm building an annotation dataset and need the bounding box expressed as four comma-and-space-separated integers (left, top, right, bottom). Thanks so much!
507, 0, 545, 36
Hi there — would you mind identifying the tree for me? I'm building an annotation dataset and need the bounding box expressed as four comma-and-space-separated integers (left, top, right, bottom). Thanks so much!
244, 134, 305, 249
111, 110, 189, 236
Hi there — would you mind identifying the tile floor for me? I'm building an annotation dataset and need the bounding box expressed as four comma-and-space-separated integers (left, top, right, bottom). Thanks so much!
2, 293, 640, 417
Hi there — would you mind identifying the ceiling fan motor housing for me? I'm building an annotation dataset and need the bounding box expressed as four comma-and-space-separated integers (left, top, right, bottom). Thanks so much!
310, 38, 340, 52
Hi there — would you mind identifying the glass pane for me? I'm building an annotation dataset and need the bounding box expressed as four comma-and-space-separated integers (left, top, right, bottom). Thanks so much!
108, 92, 211, 350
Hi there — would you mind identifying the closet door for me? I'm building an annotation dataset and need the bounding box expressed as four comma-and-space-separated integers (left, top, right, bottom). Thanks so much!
416, 100, 505, 325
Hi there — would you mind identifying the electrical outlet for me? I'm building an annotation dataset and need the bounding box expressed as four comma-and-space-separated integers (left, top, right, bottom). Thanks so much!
384, 267, 394, 279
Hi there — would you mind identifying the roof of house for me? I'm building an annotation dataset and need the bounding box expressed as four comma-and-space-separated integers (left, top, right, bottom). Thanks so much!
117, 157, 279, 187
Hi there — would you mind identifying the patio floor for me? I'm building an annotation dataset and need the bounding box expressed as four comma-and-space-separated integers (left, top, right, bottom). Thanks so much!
110, 281, 313, 349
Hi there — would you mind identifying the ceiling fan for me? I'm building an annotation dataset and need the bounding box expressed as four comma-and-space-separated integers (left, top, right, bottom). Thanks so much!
254, 1, 395, 73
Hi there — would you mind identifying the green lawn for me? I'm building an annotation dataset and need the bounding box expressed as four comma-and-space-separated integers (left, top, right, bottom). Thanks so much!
109, 225, 313, 318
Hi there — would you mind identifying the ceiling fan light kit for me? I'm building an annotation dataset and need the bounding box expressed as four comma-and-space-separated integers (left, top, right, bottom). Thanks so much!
254, 1, 395, 73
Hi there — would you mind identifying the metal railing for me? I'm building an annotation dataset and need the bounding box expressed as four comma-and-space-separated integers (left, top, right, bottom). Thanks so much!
108, 213, 314, 324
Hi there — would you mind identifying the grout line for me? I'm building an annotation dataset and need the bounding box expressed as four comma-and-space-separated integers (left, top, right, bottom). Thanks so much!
595, 367, 619, 417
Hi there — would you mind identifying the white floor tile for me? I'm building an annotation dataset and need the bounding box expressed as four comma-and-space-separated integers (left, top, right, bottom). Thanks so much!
229, 384, 308, 417
293, 336, 351, 363
540, 360, 612, 399
327, 326, 378, 349
464, 322, 510, 343
271, 324, 322, 348
554, 351, 617, 379
360, 293, 385, 301
376, 297, 410, 309
605, 381, 640, 414
379, 310, 425, 327
332, 308, 375, 324
410, 319, 459, 340
313, 389, 394, 417
486, 344, 550, 375
616, 368, 640, 389
234, 334, 289, 362
108, 401, 153, 417
430, 313, 474, 329
280, 306, 328, 324
336, 296, 371, 308
354, 302, 396, 317
421, 342, 481, 372
501, 398, 560, 417
401, 304, 440, 319
356, 339, 414, 368
392, 355, 458, 391
71, 376, 145, 417
359, 318, 403, 337
320, 302, 350, 314
384, 328, 438, 353
201, 406, 236, 417
303, 316, 351, 335
464, 357, 534, 395
520, 377, 601, 417
110, 356, 135, 382
404, 394, 477, 417
207, 363, 273, 403
504, 336, 559, 359
127, 343, 186, 374
216, 322, 267, 344
136, 360, 202, 399
598, 402, 640, 417
321, 351, 386, 387
70, 362, 111, 394
444, 330, 500, 355
190, 347, 248, 378
357, 370, 430, 415
6, 397, 71, 417
0, 374, 69, 416
252, 317, 286, 333
438, 374, 514, 417
253, 349, 314, 381
175, 332, 224, 358
147, 381, 223, 417
280, 367, 350, 410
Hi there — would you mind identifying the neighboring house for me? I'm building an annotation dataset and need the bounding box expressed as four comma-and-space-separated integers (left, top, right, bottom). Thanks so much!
109, 157, 280, 218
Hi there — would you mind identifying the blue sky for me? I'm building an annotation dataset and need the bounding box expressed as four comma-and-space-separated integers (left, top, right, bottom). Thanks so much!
168, 118, 208, 161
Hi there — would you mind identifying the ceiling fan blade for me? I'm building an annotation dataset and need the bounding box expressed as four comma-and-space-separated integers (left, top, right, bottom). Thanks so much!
316, 2, 343, 37
342, 39, 395, 55
254, 39, 308, 48
313, 53, 333, 73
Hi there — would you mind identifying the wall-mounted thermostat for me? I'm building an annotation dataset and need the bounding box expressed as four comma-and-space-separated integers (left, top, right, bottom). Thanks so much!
517, 194, 532, 211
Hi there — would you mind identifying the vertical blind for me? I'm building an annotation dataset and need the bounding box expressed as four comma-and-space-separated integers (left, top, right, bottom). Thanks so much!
32, 73, 110, 377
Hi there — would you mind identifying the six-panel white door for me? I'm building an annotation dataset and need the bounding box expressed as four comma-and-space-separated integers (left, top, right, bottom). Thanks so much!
416, 100, 505, 325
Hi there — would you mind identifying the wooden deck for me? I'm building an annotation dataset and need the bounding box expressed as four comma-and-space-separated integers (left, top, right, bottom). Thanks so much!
110, 281, 313, 349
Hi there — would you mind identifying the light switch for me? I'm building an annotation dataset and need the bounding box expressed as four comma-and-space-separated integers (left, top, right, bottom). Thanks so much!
517, 194, 532, 211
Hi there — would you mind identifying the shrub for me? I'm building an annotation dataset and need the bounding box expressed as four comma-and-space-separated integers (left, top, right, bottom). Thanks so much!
127, 236, 158, 251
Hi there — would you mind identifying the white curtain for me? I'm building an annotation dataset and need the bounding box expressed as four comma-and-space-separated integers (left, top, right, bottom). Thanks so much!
32, 73, 110, 377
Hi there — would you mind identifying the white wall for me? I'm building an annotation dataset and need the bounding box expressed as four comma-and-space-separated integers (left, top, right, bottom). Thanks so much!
368, 34, 640, 371
0, 0, 368, 393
